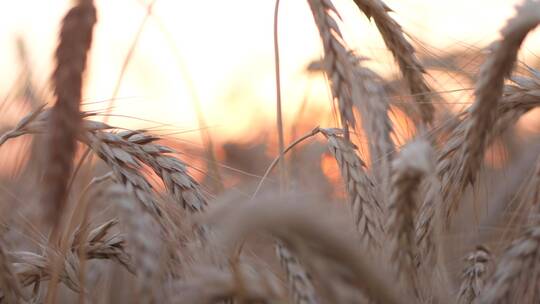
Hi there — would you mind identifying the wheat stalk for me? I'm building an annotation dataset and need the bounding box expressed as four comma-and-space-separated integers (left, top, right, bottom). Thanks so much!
457, 245, 491, 304
85, 131, 165, 219
387, 139, 434, 294
276, 244, 319, 304
441, 0, 540, 224
13, 250, 83, 293
0, 110, 315, 304
72, 219, 135, 273
112, 184, 164, 304
320, 128, 384, 248
478, 224, 540, 303
114, 130, 208, 213
6, 219, 132, 294
414, 181, 441, 269
476, 152, 540, 303
207, 196, 406, 304
306, 0, 357, 137
0, 107, 208, 221
433, 68, 540, 148
43, 3, 97, 299
351, 61, 395, 194
417, 71, 540, 262
174, 263, 284, 304
42, 0, 97, 227
352, 0, 434, 125
0, 237, 23, 303
6, 1, 540, 302
437, 76, 540, 181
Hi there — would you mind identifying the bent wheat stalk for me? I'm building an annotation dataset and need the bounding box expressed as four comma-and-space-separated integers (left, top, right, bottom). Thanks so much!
352, 0, 434, 125
441, 0, 540, 224
320, 128, 384, 248
417, 70, 540, 261
174, 263, 284, 304
0, 107, 208, 220
114, 130, 208, 213
207, 197, 406, 304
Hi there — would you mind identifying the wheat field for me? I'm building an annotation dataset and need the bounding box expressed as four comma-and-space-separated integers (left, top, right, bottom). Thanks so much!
2, 0, 540, 303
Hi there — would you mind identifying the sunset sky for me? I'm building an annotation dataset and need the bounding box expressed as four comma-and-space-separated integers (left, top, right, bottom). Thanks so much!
1, 0, 539, 143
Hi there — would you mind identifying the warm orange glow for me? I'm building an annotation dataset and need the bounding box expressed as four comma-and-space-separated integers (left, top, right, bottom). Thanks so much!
320, 152, 344, 199
0, 138, 31, 177
388, 106, 416, 148
484, 138, 509, 170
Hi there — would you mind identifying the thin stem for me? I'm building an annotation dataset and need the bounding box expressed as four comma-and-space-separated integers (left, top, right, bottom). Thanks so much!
274, 0, 286, 193
66, 148, 92, 196
47, 173, 113, 304
238, 126, 321, 258
251, 127, 321, 200
103, 1, 156, 124
74, 173, 114, 304
138, 11, 225, 192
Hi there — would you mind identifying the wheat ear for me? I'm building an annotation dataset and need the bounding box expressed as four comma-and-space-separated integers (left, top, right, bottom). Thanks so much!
477, 153, 540, 303
112, 184, 164, 304
115, 130, 207, 213
276, 243, 319, 304
306, 0, 357, 136
433, 66, 540, 149
352, 0, 434, 125
0, 237, 23, 303
8, 219, 132, 293
417, 70, 540, 261
42, 0, 96, 227
352, 61, 395, 193
478, 224, 540, 303
208, 198, 405, 304
174, 263, 284, 304
457, 245, 491, 304
0, 107, 209, 220
85, 131, 165, 218
388, 139, 434, 294
321, 128, 384, 248
442, 0, 540, 224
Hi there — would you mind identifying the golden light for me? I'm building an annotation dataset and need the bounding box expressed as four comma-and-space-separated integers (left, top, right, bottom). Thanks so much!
1, 0, 540, 176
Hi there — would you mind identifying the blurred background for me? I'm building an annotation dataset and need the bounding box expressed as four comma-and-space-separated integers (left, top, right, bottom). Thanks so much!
2, 0, 540, 191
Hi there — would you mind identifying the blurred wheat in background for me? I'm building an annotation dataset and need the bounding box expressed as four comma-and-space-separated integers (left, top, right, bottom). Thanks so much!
2, 0, 540, 303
